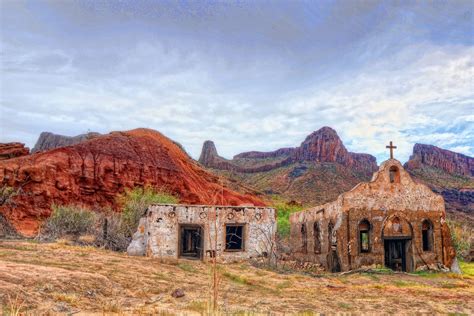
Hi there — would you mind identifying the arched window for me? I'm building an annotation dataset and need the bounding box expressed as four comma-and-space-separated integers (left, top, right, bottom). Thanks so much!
301, 223, 307, 253
422, 220, 433, 251
389, 166, 400, 183
313, 222, 321, 254
359, 220, 370, 253
328, 221, 334, 251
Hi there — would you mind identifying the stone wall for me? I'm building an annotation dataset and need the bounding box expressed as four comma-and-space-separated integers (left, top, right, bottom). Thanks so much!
128, 204, 276, 263
290, 159, 457, 272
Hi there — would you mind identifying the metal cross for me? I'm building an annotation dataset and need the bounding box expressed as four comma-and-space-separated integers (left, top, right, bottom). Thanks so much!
386, 141, 397, 159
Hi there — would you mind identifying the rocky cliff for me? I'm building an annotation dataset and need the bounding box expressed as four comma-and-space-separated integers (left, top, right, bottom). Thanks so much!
0, 143, 29, 160
406, 144, 473, 177
31, 131, 101, 153
199, 127, 378, 205
199, 127, 377, 176
405, 144, 474, 214
0, 128, 264, 236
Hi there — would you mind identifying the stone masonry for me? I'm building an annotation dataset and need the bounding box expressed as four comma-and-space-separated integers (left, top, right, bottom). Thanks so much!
289, 159, 457, 272
128, 204, 276, 262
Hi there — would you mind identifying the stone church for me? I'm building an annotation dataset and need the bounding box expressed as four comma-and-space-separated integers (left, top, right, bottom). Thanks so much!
289, 150, 457, 272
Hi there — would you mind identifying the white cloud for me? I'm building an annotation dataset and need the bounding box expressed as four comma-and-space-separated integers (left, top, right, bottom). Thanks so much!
1, 3, 472, 164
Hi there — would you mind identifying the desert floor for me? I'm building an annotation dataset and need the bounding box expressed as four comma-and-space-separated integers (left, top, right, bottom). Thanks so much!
0, 239, 473, 315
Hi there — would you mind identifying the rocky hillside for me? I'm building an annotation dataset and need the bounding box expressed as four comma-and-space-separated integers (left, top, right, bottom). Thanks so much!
405, 144, 474, 214
0, 128, 264, 235
32, 131, 102, 153
0, 143, 29, 160
199, 127, 378, 205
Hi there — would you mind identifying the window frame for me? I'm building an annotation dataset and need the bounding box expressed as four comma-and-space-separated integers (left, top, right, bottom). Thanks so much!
359, 219, 371, 253
313, 222, 321, 254
301, 223, 308, 254
224, 223, 246, 252
389, 166, 400, 183
421, 219, 434, 252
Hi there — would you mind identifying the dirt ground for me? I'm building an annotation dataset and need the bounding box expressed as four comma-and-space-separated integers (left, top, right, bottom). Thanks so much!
0, 240, 473, 315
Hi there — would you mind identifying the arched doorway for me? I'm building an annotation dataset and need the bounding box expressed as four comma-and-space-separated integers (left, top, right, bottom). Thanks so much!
382, 215, 413, 272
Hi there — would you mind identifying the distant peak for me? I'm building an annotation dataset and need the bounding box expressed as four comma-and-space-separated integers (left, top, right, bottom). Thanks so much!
303, 126, 341, 144
198, 140, 219, 165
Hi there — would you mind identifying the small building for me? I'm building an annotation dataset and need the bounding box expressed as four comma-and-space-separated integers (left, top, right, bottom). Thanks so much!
128, 204, 276, 262
289, 158, 457, 272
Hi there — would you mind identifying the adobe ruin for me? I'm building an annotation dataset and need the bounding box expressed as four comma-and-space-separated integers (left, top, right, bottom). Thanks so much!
289, 158, 458, 272
128, 204, 276, 262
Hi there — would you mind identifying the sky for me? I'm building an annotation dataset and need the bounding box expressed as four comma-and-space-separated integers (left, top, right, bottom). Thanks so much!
1, 0, 473, 164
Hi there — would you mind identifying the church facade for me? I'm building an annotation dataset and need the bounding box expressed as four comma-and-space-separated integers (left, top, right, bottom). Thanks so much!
289, 158, 457, 272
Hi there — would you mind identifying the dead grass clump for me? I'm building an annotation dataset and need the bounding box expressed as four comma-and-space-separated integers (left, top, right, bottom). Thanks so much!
4, 292, 26, 316
222, 271, 255, 286
39, 205, 96, 240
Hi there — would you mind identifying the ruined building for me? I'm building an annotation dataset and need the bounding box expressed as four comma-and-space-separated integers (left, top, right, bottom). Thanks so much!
128, 204, 276, 262
289, 152, 457, 272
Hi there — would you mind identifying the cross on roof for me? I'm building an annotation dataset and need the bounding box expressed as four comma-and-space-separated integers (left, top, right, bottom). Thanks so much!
386, 141, 397, 159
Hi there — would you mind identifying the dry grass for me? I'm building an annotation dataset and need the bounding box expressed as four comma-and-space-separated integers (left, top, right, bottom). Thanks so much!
0, 239, 473, 314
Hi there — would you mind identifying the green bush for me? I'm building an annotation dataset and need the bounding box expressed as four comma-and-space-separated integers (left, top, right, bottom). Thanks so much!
0, 185, 17, 206
39, 187, 179, 250
41, 205, 96, 239
272, 200, 304, 238
119, 187, 179, 238
447, 219, 471, 258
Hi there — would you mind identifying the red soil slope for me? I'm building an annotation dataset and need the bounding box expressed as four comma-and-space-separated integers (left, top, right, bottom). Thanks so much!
0, 128, 264, 235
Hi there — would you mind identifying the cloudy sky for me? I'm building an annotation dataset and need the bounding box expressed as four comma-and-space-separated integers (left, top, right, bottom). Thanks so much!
1, 0, 473, 163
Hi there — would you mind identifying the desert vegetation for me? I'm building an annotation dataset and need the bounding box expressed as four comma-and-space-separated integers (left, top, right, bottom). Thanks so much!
38, 187, 179, 251
271, 199, 304, 238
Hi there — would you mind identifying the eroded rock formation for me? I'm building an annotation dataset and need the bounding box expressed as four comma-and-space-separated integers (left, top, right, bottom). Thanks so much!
200, 127, 377, 176
32, 131, 101, 153
405, 144, 474, 214
0, 128, 264, 235
406, 144, 473, 177
199, 127, 378, 205
0, 143, 29, 160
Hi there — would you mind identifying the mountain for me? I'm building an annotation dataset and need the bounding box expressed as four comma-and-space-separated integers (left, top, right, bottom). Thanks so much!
199, 127, 378, 205
405, 144, 474, 214
0, 143, 29, 160
0, 128, 264, 235
32, 131, 102, 153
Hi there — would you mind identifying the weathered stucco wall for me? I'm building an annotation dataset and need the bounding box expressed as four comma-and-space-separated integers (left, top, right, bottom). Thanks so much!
290, 159, 457, 272
128, 204, 276, 263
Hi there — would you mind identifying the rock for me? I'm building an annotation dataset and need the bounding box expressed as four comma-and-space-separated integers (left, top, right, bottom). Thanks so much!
32, 131, 101, 153
405, 144, 473, 215
450, 257, 462, 274
171, 288, 185, 298
406, 144, 473, 177
126, 218, 147, 256
198, 127, 378, 206
0, 143, 29, 160
199, 126, 377, 175
0, 128, 265, 236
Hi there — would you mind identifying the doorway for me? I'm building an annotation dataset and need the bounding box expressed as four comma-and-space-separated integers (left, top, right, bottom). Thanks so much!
179, 225, 203, 259
384, 239, 409, 272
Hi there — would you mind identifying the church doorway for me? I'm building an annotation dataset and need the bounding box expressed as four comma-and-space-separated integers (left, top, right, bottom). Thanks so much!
179, 225, 203, 259
384, 239, 409, 271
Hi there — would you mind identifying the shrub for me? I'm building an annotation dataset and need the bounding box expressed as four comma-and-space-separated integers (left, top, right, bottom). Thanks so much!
0, 185, 17, 206
93, 212, 130, 251
447, 219, 471, 258
39, 187, 179, 251
40, 205, 96, 240
119, 186, 178, 238
272, 200, 304, 238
